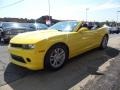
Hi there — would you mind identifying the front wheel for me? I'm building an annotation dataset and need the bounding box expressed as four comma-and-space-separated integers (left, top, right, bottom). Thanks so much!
44, 44, 68, 70
99, 35, 108, 49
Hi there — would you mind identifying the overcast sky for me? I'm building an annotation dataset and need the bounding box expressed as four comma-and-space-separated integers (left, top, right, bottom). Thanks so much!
0, 0, 120, 21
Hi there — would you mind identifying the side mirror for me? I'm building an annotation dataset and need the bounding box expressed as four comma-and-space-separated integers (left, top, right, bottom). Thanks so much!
78, 27, 88, 32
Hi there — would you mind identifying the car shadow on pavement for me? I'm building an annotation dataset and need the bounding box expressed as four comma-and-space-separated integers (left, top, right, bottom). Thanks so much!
4, 63, 39, 84
4, 47, 119, 90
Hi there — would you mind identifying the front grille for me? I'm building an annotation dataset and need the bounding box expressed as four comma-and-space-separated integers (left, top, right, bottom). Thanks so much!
11, 44, 22, 48
11, 54, 26, 63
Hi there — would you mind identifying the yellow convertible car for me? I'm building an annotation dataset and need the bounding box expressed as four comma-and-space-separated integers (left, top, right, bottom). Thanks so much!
8, 21, 109, 70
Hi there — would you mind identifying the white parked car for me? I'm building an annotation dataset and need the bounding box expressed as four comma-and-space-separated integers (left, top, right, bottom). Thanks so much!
109, 26, 119, 34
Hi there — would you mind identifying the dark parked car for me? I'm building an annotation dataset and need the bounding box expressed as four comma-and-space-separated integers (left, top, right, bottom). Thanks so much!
28, 23, 48, 30
0, 22, 48, 43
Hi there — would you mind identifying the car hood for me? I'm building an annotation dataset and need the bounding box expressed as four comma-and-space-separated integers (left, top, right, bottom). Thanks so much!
10, 30, 70, 44
5, 29, 26, 35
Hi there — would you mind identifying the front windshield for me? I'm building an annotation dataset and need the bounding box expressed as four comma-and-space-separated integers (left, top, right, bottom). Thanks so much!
2, 22, 27, 30
2, 22, 14, 28
48, 21, 78, 32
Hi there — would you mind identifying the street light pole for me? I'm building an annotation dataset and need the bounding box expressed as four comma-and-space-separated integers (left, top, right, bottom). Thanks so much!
86, 8, 89, 22
48, 0, 51, 25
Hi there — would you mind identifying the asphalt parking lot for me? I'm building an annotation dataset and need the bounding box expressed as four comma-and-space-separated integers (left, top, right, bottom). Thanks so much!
0, 34, 120, 90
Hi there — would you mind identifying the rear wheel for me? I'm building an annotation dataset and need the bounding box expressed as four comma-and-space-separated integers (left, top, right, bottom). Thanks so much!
100, 35, 108, 49
44, 44, 68, 70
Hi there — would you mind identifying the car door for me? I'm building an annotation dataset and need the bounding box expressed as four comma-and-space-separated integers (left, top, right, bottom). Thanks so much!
79, 29, 99, 50
68, 28, 99, 58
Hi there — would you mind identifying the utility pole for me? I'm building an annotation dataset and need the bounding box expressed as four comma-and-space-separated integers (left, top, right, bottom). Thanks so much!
86, 8, 89, 22
47, 0, 51, 26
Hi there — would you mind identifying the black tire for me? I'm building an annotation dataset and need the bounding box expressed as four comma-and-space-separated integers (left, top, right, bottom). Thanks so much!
44, 44, 68, 70
99, 35, 108, 49
116, 31, 119, 34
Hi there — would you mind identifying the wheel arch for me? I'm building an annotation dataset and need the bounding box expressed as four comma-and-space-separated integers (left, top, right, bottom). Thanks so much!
45, 42, 69, 57
99, 33, 109, 49
102, 34, 109, 41
104, 34, 109, 39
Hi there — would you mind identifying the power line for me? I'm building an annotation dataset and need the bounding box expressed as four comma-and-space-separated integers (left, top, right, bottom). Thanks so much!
0, 0, 24, 9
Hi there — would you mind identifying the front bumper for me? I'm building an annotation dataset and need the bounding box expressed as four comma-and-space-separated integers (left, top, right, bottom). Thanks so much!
8, 45, 45, 70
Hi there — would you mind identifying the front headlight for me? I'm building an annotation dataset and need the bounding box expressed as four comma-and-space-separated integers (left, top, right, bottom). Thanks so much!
22, 44, 35, 49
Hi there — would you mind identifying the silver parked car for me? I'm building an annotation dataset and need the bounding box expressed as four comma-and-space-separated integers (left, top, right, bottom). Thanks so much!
109, 26, 119, 34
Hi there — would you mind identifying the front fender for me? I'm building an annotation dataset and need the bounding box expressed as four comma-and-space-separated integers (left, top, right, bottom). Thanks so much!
45, 35, 68, 52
